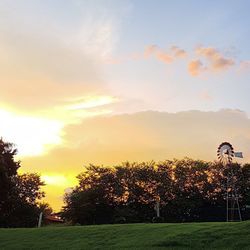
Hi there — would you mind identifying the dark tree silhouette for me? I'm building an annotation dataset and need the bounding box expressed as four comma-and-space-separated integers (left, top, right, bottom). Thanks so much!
0, 138, 45, 227
62, 159, 250, 224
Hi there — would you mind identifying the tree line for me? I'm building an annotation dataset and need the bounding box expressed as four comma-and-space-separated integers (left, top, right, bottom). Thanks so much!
1, 137, 250, 227
62, 159, 250, 224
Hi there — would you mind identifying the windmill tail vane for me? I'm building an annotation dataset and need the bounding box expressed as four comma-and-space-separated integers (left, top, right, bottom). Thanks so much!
234, 152, 243, 158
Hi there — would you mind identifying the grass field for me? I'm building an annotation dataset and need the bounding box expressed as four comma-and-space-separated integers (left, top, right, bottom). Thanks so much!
0, 221, 250, 249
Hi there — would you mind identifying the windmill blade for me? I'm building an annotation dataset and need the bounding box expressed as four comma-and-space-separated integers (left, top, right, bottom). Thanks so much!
217, 142, 235, 164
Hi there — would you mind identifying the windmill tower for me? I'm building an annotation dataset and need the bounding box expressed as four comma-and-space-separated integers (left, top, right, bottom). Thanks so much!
217, 142, 242, 222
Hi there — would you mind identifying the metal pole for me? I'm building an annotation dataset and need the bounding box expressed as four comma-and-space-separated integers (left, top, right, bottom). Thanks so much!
226, 176, 229, 222
38, 212, 43, 228
156, 201, 160, 217
236, 194, 242, 221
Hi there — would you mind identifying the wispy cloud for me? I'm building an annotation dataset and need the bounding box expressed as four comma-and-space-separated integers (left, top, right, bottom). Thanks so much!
171, 46, 188, 58
105, 44, 188, 65
0, 0, 127, 114
0, 1, 129, 156
144, 45, 188, 63
106, 44, 239, 77
65, 96, 118, 111
144, 45, 173, 63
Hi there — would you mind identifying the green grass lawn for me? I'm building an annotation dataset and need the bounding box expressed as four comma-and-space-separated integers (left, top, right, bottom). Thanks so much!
0, 221, 250, 249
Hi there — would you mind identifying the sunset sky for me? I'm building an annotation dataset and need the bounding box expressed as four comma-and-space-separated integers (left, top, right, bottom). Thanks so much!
1, 0, 250, 210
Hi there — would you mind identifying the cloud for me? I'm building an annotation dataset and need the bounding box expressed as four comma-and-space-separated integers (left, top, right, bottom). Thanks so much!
144, 45, 173, 63
188, 59, 204, 76
0, 94, 119, 157
187, 46, 235, 76
171, 46, 188, 58
21, 109, 250, 173
0, 0, 125, 113
64, 96, 118, 111
106, 44, 239, 78
196, 46, 235, 71
156, 51, 173, 63
196, 47, 235, 70
0, 43, 104, 112
105, 44, 188, 65
144, 45, 187, 64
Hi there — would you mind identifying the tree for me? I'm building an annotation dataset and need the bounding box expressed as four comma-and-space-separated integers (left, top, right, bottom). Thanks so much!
15, 173, 45, 204
0, 138, 20, 204
0, 138, 20, 226
0, 138, 45, 227
63, 165, 116, 225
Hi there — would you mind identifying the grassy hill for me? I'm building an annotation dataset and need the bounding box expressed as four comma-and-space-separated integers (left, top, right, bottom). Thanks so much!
0, 221, 250, 249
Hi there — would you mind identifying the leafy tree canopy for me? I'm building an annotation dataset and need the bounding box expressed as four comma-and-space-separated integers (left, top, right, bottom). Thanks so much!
0, 138, 46, 227
63, 159, 250, 224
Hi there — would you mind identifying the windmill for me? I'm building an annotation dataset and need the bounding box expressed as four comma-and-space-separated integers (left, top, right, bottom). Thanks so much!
217, 142, 243, 222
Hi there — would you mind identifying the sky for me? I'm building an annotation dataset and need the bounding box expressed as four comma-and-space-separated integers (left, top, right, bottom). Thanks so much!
1, 0, 250, 210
